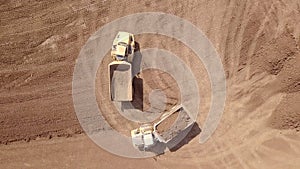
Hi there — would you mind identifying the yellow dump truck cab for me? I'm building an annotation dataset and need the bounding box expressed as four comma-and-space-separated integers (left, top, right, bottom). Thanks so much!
111, 31, 135, 61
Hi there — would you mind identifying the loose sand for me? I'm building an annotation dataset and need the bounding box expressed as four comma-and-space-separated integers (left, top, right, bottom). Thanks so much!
0, 0, 300, 168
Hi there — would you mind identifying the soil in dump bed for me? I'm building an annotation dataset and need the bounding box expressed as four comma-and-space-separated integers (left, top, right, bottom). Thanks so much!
156, 110, 179, 133
156, 108, 192, 141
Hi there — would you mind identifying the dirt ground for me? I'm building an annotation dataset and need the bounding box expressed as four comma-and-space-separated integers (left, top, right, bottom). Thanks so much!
1, 0, 300, 168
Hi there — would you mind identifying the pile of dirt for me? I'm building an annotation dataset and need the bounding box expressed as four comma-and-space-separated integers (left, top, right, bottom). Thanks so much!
249, 32, 300, 131
269, 93, 300, 131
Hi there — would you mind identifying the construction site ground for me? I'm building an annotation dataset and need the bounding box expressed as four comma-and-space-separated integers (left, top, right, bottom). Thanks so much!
1, 0, 300, 168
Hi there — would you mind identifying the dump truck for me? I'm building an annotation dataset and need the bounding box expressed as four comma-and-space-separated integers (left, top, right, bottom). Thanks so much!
109, 32, 135, 101
130, 105, 194, 150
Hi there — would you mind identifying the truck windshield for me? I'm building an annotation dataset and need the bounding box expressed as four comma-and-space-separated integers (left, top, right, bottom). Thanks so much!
116, 55, 125, 60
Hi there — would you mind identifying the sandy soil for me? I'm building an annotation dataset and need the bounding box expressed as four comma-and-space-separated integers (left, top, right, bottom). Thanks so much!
156, 111, 179, 134
0, 134, 162, 169
1, 0, 300, 168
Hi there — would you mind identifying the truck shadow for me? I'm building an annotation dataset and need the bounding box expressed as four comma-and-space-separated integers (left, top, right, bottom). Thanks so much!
130, 76, 143, 110
131, 42, 142, 76
167, 123, 201, 152
145, 142, 166, 155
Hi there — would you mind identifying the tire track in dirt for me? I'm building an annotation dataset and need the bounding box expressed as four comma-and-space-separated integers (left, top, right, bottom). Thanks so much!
157, 1, 300, 167
231, 0, 252, 82
1, 1, 300, 169
244, 1, 275, 80
220, 0, 235, 79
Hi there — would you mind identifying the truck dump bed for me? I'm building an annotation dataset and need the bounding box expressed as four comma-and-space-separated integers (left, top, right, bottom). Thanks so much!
108, 61, 132, 101
154, 105, 194, 143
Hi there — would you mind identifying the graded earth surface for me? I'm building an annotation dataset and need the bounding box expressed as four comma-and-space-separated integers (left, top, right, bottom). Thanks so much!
1, 0, 300, 168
